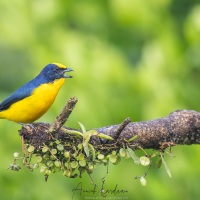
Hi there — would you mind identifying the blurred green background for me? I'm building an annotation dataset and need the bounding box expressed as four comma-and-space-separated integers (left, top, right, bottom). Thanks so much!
0, 0, 200, 199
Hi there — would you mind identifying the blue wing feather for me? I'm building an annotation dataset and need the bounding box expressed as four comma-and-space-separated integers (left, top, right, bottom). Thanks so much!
0, 74, 48, 111
0, 88, 32, 111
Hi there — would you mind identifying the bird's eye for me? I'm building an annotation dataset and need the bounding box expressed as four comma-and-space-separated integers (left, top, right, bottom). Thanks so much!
54, 68, 59, 72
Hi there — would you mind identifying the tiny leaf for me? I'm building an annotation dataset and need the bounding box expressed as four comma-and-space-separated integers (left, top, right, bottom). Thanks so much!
109, 155, 117, 163
83, 142, 89, 157
13, 152, 19, 159
119, 148, 126, 157
78, 122, 86, 134
65, 129, 83, 137
157, 159, 162, 168
160, 153, 172, 178
28, 146, 35, 153
140, 176, 147, 186
140, 156, 150, 166
98, 133, 113, 140
70, 161, 78, 169
79, 160, 86, 167
77, 153, 85, 161
88, 144, 96, 161
126, 147, 140, 164
128, 135, 138, 142
98, 154, 105, 160
86, 130, 98, 136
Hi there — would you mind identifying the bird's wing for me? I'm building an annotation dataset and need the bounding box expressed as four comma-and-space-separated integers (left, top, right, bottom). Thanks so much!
0, 89, 32, 111
0, 74, 47, 112
0, 78, 39, 112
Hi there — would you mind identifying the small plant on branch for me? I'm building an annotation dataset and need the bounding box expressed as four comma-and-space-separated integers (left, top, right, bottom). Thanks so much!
8, 97, 200, 186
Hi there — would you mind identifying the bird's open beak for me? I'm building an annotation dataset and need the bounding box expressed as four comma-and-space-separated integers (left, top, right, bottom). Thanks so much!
63, 68, 73, 78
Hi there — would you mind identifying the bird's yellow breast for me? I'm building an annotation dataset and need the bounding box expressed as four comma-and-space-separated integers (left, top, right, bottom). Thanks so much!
0, 78, 65, 123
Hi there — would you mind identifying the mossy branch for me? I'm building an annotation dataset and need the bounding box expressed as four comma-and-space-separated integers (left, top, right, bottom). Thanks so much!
20, 97, 200, 151
17, 97, 200, 180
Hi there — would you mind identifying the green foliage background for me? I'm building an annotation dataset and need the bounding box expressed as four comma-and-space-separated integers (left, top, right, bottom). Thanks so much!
0, 0, 200, 199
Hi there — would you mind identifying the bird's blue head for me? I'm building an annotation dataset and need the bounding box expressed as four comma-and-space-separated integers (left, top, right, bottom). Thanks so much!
40, 63, 73, 82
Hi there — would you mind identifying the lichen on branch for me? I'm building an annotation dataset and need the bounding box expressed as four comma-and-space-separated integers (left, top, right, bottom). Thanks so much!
16, 97, 200, 181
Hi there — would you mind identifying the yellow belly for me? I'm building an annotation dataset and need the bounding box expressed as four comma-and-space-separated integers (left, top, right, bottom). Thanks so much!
0, 78, 65, 123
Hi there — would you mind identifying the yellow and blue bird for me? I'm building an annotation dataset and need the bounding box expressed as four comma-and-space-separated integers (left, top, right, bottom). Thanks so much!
0, 63, 73, 123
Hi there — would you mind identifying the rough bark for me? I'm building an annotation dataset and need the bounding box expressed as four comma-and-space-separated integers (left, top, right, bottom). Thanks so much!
19, 97, 200, 151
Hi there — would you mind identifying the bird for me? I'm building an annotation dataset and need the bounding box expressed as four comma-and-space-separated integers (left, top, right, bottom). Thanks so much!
0, 63, 73, 123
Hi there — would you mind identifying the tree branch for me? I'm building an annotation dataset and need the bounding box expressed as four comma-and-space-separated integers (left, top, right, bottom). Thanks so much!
17, 97, 200, 179
96, 109, 200, 150
19, 97, 200, 151
48, 97, 78, 134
